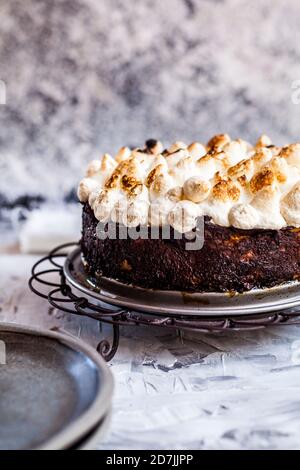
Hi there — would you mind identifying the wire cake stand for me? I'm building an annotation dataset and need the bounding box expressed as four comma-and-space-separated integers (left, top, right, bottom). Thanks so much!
29, 243, 300, 361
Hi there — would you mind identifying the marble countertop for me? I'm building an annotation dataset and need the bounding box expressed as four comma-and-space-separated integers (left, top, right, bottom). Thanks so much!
2, 252, 300, 450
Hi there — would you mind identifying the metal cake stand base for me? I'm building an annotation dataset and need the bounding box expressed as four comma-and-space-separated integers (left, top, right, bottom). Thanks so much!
29, 243, 300, 361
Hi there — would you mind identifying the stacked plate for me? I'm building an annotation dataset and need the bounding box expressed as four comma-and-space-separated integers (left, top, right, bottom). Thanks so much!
0, 323, 114, 450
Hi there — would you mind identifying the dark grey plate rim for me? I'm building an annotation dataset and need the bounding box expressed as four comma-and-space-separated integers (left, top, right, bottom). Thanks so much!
64, 247, 300, 316
75, 409, 112, 450
0, 322, 114, 450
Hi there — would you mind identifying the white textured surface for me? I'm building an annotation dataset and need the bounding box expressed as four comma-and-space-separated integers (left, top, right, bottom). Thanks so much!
2, 254, 300, 449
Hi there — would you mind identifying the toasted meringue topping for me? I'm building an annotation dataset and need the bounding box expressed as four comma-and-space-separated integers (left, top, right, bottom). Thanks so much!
85, 160, 102, 178
255, 134, 272, 148
252, 147, 273, 168
280, 143, 300, 168
150, 173, 174, 200
168, 141, 187, 153
167, 186, 184, 202
228, 159, 254, 181
250, 168, 276, 193
188, 142, 207, 159
146, 164, 166, 187
94, 189, 118, 222
207, 134, 231, 152
184, 177, 211, 203
78, 178, 101, 203
78, 136, 300, 231
281, 183, 300, 226
168, 201, 199, 233
145, 139, 163, 155
212, 180, 241, 202
123, 200, 149, 227
115, 146, 131, 163
229, 204, 260, 230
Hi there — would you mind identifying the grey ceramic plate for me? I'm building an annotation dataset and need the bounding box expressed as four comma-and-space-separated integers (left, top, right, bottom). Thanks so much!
0, 323, 114, 450
75, 410, 111, 450
64, 247, 300, 316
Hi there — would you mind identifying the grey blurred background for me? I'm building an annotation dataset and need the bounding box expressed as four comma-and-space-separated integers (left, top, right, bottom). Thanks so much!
0, 0, 300, 216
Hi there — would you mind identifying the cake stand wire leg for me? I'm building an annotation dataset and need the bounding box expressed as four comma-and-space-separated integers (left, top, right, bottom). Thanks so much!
97, 321, 120, 362
176, 328, 184, 344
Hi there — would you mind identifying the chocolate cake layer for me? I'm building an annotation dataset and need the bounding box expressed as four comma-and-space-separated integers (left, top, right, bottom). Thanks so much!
81, 202, 300, 293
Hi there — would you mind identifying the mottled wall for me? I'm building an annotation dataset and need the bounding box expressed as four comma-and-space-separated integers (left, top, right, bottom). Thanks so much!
1, 0, 300, 202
